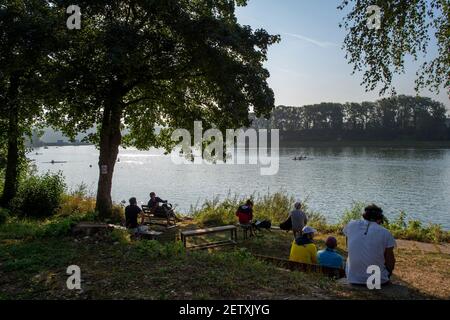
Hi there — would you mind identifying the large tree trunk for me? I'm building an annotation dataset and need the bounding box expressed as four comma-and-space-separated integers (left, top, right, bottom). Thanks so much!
95, 88, 123, 220
1, 74, 21, 208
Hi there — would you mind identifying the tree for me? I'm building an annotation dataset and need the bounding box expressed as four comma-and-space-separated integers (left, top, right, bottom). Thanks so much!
48, 0, 279, 219
339, 0, 449, 95
0, 1, 58, 207
255, 95, 447, 141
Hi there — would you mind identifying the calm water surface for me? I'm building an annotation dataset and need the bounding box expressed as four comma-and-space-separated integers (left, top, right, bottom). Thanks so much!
28, 145, 450, 229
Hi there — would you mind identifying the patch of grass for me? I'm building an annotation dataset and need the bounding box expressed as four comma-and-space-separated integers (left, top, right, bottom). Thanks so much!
0, 193, 448, 300
133, 240, 185, 259
0, 213, 96, 241
0, 236, 333, 300
0, 239, 76, 274
0, 218, 446, 300
108, 228, 131, 245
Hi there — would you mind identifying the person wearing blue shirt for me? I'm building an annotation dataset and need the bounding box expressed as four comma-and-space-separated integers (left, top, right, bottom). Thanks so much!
317, 236, 344, 269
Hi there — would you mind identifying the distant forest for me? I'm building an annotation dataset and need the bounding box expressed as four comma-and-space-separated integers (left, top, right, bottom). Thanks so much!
251, 95, 450, 141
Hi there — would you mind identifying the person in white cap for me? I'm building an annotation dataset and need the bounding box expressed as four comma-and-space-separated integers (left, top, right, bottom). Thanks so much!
288, 201, 308, 238
289, 226, 318, 264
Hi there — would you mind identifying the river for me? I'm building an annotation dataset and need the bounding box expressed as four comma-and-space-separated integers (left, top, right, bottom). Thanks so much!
28, 145, 450, 229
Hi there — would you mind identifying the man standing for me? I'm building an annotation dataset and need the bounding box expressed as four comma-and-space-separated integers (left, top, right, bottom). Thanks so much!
289, 201, 308, 238
343, 204, 396, 286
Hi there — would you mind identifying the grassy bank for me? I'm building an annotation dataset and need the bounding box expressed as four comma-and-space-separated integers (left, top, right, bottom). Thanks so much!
191, 193, 450, 244
1, 192, 449, 300
1, 217, 449, 300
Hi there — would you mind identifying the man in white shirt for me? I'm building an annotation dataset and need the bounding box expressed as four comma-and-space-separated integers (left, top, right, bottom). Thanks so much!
343, 204, 396, 285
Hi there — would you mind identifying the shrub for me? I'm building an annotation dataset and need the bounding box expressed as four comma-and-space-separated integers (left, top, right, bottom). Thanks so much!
191, 194, 241, 226
386, 212, 450, 243
70, 183, 90, 198
38, 217, 75, 238
339, 202, 365, 227
108, 228, 131, 244
57, 194, 96, 217
12, 172, 66, 219
192, 191, 295, 226
253, 192, 295, 224
307, 211, 334, 233
106, 204, 125, 224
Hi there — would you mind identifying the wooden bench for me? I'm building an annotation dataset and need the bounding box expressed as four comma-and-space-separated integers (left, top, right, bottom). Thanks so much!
238, 223, 257, 240
253, 254, 346, 279
180, 225, 238, 250
72, 222, 115, 236
141, 205, 177, 228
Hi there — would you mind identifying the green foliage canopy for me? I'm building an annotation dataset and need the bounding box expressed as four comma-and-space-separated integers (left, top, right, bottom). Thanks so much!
48, 0, 280, 148
339, 0, 449, 95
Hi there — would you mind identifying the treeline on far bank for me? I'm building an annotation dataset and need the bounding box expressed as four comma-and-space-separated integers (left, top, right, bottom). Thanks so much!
251, 95, 450, 141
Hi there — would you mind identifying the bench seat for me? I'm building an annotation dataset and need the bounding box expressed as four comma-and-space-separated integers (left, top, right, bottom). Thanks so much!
180, 225, 238, 249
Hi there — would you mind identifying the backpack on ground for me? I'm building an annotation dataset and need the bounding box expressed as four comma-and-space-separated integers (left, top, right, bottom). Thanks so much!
279, 216, 292, 231
255, 219, 271, 230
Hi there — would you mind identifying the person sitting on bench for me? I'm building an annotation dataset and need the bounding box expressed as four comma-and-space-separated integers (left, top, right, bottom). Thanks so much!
125, 197, 144, 231
148, 192, 168, 217
317, 236, 344, 269
289, 226, 318, 264
236, 200, 254, 225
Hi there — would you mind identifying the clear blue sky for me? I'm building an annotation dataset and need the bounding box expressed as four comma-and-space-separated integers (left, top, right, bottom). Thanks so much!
235, 0, 449, 109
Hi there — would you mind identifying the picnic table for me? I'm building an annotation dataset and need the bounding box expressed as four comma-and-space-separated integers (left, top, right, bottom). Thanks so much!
180, 225, 238, 250
141, 205, 177, 228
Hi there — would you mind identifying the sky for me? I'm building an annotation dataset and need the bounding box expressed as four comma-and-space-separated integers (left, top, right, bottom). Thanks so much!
235, 0, 449, 110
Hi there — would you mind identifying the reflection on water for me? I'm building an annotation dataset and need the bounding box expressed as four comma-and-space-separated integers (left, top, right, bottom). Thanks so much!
28, 145, 450, 229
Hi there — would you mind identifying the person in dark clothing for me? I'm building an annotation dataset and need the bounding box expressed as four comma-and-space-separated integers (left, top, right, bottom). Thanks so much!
148, 192, 168, 217
236, 200, 254, 225
125, 197, 143, 229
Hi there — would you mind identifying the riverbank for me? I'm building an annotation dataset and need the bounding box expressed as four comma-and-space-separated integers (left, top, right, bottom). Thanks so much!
1, 217, 449, 299
1, 193, 449, 300
190, 193, 450, 243
279, 140, 450, 148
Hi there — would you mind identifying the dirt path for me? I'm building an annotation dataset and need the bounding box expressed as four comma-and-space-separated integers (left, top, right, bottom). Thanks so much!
396, 239, 450, 254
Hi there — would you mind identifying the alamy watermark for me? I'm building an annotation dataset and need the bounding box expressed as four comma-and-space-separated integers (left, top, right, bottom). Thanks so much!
66, 265, 81, 290
171, 121, 279, 176
366, 5, 382, 30
66, 5, 81, 30
366, 265, 382, 290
